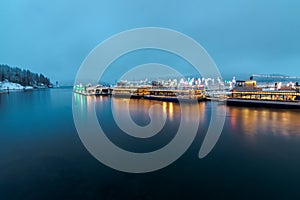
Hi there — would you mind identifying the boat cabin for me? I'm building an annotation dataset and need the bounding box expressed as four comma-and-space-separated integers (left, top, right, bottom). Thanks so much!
233, 80, 260, 92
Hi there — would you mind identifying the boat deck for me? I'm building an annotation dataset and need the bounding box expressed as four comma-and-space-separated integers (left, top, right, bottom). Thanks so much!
227, 98, 300, 109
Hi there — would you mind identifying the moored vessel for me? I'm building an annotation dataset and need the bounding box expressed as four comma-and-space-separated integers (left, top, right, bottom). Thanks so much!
227, 80, 300, 108
73, 84, 112, 96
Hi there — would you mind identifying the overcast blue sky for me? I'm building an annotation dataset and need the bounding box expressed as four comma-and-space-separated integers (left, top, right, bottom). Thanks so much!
0, 0, 299, 83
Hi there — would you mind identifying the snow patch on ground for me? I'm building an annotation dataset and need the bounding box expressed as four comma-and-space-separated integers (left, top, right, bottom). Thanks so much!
0, 81, 24, 90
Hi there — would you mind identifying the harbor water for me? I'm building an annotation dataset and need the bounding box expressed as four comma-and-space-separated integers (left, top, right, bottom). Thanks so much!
1, 88, 300, 199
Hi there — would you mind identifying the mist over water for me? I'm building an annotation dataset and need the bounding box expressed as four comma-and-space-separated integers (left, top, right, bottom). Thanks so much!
1, 88, 300, 199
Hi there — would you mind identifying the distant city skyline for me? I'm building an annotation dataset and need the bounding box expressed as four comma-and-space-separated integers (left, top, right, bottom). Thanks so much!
1, 0, 299, 85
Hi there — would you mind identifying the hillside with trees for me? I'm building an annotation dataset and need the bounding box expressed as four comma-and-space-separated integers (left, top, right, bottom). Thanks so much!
0, 64, 51, 87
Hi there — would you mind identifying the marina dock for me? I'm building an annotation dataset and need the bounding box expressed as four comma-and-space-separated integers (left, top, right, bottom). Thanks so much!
74, 84, 112, 96
74, 84, 207, 102
73, 78, 300, 108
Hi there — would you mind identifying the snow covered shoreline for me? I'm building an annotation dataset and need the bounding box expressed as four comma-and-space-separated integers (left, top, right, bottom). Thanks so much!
0, 81, 34, 90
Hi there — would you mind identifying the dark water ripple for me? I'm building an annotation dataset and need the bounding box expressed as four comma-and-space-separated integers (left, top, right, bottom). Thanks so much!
1, 88, 300, 200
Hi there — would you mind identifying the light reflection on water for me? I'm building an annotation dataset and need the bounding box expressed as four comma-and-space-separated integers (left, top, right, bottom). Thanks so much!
228, 106, 300, 137
2, 89, 300, 199
77, 94, 207, 127
75, 93, 300, 138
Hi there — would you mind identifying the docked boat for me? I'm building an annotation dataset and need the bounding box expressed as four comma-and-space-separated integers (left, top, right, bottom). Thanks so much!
227, 80, 300, 108
24, 86, 34, 91
112, 84, 206, 102
74, 84, 112, 96
112, 86, 150, 99
143, 88, 206, 102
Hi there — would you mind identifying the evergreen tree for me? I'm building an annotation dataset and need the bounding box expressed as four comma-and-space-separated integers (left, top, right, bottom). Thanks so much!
0, 64, 51, 87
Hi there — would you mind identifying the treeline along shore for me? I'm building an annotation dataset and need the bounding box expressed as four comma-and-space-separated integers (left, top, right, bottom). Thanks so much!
0, 64, 51, 87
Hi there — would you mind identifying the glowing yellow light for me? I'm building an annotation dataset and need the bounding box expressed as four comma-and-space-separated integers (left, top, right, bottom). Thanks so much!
169, 102, 174, 114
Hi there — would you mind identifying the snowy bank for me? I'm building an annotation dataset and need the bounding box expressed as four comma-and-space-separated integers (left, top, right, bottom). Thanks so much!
0, 81, 24, 90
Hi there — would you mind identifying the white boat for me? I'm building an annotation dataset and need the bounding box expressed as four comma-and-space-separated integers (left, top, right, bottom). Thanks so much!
74, 84, 112, 96
24, 86, 34, 91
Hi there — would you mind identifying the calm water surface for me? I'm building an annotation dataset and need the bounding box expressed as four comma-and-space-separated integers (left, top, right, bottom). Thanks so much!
1, 88, 300, 199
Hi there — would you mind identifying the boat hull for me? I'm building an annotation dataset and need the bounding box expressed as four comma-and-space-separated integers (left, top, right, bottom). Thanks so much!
112, 93, 143, 99
143, 95, 205, 103
226, 98, 300, 109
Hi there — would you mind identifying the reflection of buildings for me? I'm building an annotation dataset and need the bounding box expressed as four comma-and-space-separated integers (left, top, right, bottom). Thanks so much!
74, 88, 207, 133
111, 98, 205, 123
229, 107, 300, 136
112, 98, 177, 122
74, 93, 105, 112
